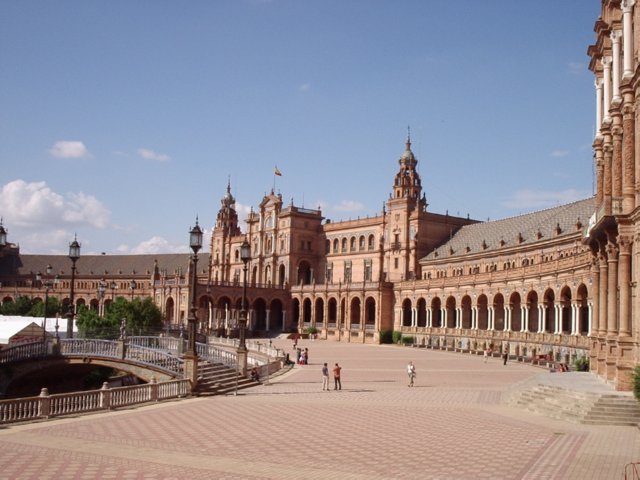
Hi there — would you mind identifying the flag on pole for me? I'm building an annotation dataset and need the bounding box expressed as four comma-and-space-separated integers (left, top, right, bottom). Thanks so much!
274, 166, 282, 176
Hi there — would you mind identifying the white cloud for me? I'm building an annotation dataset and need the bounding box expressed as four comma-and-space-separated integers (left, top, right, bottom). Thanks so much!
121, 236, 186, 255
334, 200, 365, 212
0, 179, 110, 229
49, 140, 91, 159
501, 189, 589, 210
568, 62, 584, 75
551, 149, 569, 158
137, 148, 170, 162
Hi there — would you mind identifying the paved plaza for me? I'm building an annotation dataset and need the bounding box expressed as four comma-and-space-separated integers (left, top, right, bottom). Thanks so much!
0, 338, 638, 479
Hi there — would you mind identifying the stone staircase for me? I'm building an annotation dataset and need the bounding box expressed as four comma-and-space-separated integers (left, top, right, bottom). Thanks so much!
504, 374, 640, 426
195, 360, 259, 396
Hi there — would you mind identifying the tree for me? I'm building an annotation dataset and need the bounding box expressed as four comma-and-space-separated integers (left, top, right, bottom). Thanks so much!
28, 297, 63, 318
0, 296, 35, 316
76, 297, 163, 339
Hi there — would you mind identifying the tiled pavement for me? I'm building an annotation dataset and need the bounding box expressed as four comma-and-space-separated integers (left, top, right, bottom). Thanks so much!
0, 339, 638, 479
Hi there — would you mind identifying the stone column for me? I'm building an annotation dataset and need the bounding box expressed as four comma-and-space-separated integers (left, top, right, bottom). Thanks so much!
623, 0, 636, 79
598, 250, 609, 336
472, 306, 478, 330
571, 303, 578, 335
521, 305, 528, 332
554, 304, 561, 334
426, 308, 432, 328
596, 79, 604, 137
612, 119, 624, 201
441, 307, 447, 328
488, 306, 494, 331
503, 305, 510, 332
606, 241, 619, 336
266, 309, 271, 332
595, 141, 604, 204
588, 303, 593, 336
603, 142, 613, 213
612, 31, 622, 103
603, 56, 612, 122
590, 257, 600, 335
622, 99, 636, 212
538, 304, 545, 333
618, 236, 632, 337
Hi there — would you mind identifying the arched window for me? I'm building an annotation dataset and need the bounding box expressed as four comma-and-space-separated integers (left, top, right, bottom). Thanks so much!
350, 237, 356, 251
359, 236, 365, 251
368, 235, 375, 250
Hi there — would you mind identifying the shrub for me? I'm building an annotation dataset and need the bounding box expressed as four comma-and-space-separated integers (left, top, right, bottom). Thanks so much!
379, 330, 393, 344
574, 356, 590, 372
305, 326, 318, 335
401, 335, 414, 345
633, 364, 640, 402
392, 331, 403, 344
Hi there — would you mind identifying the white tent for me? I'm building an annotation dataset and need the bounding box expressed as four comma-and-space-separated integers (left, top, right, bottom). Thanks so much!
0, 315, 77, 345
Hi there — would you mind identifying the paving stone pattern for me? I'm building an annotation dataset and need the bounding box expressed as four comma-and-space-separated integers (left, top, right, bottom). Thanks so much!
0, 339, 638, 479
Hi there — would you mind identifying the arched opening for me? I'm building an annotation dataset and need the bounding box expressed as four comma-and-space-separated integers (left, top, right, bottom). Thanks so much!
477, 295, 488, 330
560, 286, 572, 334
431, 297, 442, 327
509, 292, 521, 332
350, 297, 361, 327
278, 264, 286, 286
302, 298, 312, 325
417, 297, 427, 327
402, 298, 412, 327
315, 298, 324, 326
543, 289, 555, 333
328, 297, 338, 326
292, 298, 300, 331
461, 295, 472, 329
298, 261, 312, 285
165, 297, 175, 325
526, 291, 539, 332
445, 296, 456, 328
253, 298, 267, 331
576, 284, 589, 335
269, 299, 284, 332
493, 294, 505, 331
365, 297, 376, 327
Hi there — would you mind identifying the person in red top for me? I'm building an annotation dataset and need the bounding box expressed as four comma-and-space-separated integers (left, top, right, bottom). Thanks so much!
333, 363, 342, 390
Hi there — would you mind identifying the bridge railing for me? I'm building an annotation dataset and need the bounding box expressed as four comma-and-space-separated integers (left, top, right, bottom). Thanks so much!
0, 378, 191, 424
127, 336, 181, 354
124, 344, 184, 375
61, 338, 118, 358
196, 342, 237, 368
0, 341, 47, 364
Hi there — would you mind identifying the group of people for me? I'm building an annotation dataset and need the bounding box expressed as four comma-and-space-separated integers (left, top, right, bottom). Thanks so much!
295, 347, 309, 365
321, 362, 342, 390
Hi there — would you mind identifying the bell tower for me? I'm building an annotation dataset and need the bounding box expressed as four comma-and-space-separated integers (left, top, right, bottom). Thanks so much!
210, 180, 241, 283
384, 131, 427, 281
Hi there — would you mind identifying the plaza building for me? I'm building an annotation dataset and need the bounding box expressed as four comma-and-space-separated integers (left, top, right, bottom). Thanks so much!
0, 0, 638, 391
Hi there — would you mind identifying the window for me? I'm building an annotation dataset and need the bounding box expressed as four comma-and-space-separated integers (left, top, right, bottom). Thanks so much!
394, 258, 399, 269
364, 259, 372, 281
350, 237, 356, 251
359, 236, 365, 251
368, 235, 375, 250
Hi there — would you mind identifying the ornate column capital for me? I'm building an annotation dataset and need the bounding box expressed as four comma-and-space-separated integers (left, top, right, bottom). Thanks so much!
605, 242, 619, 260
602, 56, 612, 68
611, 30, 623, 44
622, 0, 636, 13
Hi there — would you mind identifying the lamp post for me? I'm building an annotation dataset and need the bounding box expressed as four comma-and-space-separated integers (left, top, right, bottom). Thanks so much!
130, 279, 137, 301
187, 219, 203, 356
36, 265, 59, 342
67, 236, 81, 339
182, 219, 202, 391
110, 281, 117, 301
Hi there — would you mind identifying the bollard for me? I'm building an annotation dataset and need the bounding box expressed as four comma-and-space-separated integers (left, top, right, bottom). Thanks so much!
38, 387, 50, 419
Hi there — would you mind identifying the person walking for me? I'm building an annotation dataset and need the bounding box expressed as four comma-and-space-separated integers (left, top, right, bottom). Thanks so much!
503, 351, 508, 365
483, 347, 490, 363
333, 363, 342, 390
407, 361, 416, 387
322, 363, 330, 391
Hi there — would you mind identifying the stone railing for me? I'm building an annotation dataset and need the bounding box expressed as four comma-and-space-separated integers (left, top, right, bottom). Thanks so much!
0, 341, 47, 364
0, 378, 190, 424
196, 342, 237, 368
128, 336, 182, 354
124, 344, 184, 375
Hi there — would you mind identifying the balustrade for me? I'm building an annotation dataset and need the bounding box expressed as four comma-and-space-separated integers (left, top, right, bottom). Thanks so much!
0, 379, 190, 424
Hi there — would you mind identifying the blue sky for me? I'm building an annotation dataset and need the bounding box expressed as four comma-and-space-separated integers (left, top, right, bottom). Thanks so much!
0, 1, 600, 255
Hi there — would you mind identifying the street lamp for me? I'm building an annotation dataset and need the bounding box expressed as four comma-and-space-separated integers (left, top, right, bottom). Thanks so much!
67, 236, 81, 338
187, 218, 203, 356
110, 281, 117, 301
36, 265, 59, 342
130, 279, 137, 301
238, 239, 251, 352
